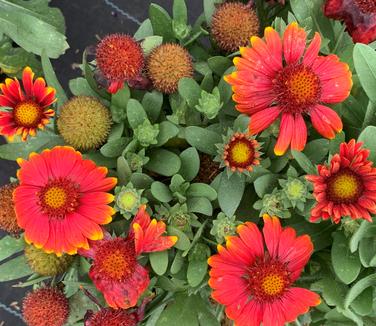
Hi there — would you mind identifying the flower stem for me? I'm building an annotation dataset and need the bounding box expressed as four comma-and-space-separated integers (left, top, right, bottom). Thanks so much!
362, 101, 376, 130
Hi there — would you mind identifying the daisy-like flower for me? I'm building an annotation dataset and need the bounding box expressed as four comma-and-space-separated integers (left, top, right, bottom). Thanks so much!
79, 205, 177, 309
225, 22, 352, 155
208, 215, 320, 326
0, 67, 56, 141
14, 146, 117, 256
324, 0, 376, 44
216, 131, 261, 174
306, 140, 376, 223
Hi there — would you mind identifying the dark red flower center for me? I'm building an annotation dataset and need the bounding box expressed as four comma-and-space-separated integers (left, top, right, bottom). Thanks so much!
94, 239, 137, 281
85, 308, 138, 326
354, 0, 376, 13
223, 133, 258, 172
246, 258, 291, 301
326, 168, 364, 204
13, 100, 43, 128
38, 178, 80, 219
274, 64, 321, 113
96, 34, 144, 82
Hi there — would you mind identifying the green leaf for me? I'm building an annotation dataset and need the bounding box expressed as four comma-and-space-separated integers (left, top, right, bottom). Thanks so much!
0, 235, 25, 262
100, 137, 128, 158
170, 251, 185, 274
185, 126, 221, 155
358, 126, 376, 163
142, 90, 163, 123
83, 152, 116, 169
117, 156, 131, 186
332, 232, 361, 285
168, 226, 191, 251
187, 259, 208, 287
312, 277, 347, 308
350, 287, 373, 316
187, 197, 213, 216
141, 35, 163, 55
350, 220, 371, 253
329, 131, 346, 155
134, 19, 154, 41
0, 255, 33, 281
179, 147, 200, 182
304, 139, 330, 163
208, 56, 232, 76
353, 43, 376, 102
69, 77, 98, 97
67, 290, 99, 325
0, 0, 68, 58
130, 173, 154, 189
218, 173, 245, 217
0, 133, 64, 160
359, 236, 376, 267
146, 149, 181, 176
254, 174, 279, 198
291, 149, 317, 175
218, 67, 235, 105
203, 0, 216, 24
127, 99, 148, 129
150, 251, 169, 276
344, 274, 376, 309
173, 0, 188, 24
178, 78, 202, 109
187, 183, 217, 201
41, 51, 67, 105
156, 121, 180, 146
151, 181, 173, 202
111, 85, 131, 123
149, 3, 175, 42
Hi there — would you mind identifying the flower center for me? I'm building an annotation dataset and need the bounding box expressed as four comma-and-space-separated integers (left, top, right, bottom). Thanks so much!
354, 0, 376, 13
117, 191, 138, 211
326, 169, 364, 204
13, 100, 42, 127
247, 259, 291, 301
95, 239, 137, 281
223, 133, 258, 171
38, 178, 80, 219
274, 64, 321, 113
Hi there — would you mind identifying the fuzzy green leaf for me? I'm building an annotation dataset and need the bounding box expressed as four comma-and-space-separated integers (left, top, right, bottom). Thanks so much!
0, 236, 25, 262
358, 126, 376, 163
173, 0, 188, 24
353, 43, 376, 102
156, 121, 180, 147
134, 19, 154, 41
142, 90, 163, 123
254, 174, 279, 198
151, 181, 173, 202
179, 147, 200, 182
344, 274, 376, 309
146, 149, 181, 176
187, 259, 208, 287
187, 197, 213, 216
208, 56, 232, 76
127, 99, 147, 129
187, 183, 217, 201
178, 78, 202, 109
149, 3, 175, 42
218, 173, 245, 217
332, 232, 361, 284
150, 251, 169, 276
185, 126, 221, 155
168, 226, 191, 251
100, 137, 128, 158
0, 255, 33, 281
291, 149, 317, 175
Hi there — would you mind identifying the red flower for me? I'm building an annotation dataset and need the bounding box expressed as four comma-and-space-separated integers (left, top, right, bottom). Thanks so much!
14, 146, 117, 256
84, 307, 139, 326
0, 67, 56, 141
208, 215, 320, 326
225, 22, 352, 155
324, 0, 376, 44
306, 140, 376, 223
96, 34, 144, 94
79, 205, 177, 309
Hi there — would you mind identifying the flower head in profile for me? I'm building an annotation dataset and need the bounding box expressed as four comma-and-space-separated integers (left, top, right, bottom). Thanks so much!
225, 22, 352, 155
208, 215, 320, 326
14, 146, 117, 256
0, 67, 56, 141
96, 34, 144, 94
324, 0, 376, 44
306, 140, 376, 223
79, 205, 177, 309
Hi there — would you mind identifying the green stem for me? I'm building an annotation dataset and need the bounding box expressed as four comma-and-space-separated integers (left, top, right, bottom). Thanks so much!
332, 24, 346, 54
362, 101, 376, 130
